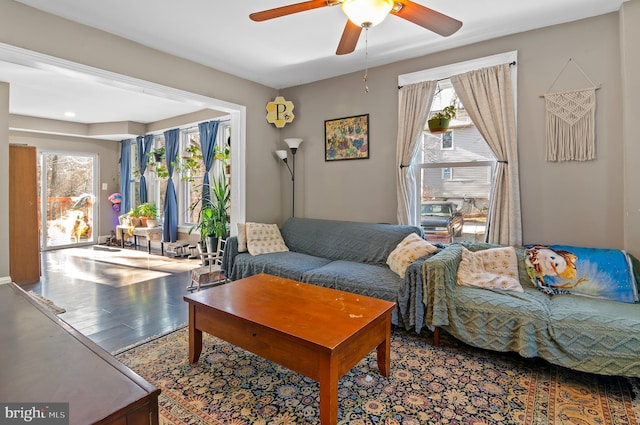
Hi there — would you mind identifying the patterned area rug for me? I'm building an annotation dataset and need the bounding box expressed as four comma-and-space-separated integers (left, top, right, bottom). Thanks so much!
115, 327, 639, 425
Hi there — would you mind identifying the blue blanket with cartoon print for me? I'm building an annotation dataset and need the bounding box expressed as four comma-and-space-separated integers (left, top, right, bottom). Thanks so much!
524, 244, 639, 303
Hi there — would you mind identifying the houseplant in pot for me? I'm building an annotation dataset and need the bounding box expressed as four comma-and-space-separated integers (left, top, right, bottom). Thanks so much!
189, 176, 230, 255
147, 147, 169, 178
137, 202, 158, 227
428, 103, 457, 133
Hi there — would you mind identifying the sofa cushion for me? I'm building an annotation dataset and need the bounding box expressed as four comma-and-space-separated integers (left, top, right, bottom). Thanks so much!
387, 233, 437, 278
302, 260, 402, 302
524, 245, 639, 303
246, 223, 289, 256
230, 251, 332, 282
457, 246, 523, 293
281, 217, 422, 265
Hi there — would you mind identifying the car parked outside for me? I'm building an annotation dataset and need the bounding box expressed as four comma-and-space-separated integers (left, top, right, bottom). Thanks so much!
420, 201, 464, 243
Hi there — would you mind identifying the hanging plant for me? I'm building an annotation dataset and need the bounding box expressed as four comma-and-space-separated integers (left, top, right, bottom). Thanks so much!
428, 104, 457, 134
147, 147, 169, 178
150, 147, 165, 162
175, 144, 203, 182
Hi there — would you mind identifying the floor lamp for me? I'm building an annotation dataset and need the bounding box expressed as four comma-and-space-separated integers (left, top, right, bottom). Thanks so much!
275, 138, 303, 217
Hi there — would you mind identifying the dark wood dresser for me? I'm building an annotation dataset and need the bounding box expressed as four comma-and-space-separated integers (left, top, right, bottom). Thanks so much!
0, 283, 160, 424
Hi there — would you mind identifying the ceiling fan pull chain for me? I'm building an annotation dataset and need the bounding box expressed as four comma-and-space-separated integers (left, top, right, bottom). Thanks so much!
363, 27, 369, 93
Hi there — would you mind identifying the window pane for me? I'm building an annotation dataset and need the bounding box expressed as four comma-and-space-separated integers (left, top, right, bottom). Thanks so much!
421, 166, 491, 243
182, 131, 205, 225
441, 131, 453, 149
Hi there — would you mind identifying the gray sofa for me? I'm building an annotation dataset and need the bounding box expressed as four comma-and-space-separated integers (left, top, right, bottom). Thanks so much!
422, 242, 640, 378
222, 217, 439, 331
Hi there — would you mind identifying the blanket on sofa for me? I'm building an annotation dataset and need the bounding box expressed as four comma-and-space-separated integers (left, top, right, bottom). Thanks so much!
422, 242, 640, 377
524, 244, 639, 303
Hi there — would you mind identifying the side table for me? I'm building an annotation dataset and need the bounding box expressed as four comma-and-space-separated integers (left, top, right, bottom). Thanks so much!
116, 225, 164, 255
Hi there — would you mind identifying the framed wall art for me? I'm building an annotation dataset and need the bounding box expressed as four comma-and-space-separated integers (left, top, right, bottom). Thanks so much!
324, 113, 369, 161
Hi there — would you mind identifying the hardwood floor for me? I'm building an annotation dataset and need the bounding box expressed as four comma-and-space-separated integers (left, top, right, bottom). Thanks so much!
20, 244, 198, 353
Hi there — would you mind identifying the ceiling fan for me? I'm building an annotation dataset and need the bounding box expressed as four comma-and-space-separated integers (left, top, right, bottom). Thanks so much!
250, 0, 462, 55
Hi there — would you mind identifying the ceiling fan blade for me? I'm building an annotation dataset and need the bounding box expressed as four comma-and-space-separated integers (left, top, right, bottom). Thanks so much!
336, 20, 362, 55
250, 0, 331, 22
392, 0, 462, 37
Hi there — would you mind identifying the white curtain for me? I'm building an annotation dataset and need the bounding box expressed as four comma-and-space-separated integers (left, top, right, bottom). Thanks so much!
396, 81, 437, 226
450, 63, 522, 245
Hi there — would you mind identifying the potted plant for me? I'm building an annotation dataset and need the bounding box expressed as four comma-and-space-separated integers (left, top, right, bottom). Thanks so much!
127, 205, 143, 227
210, 176, 230, 240
137, 202, 158, 227
175, 144, 203, 182
147, 147, 169, 178
150, 147, 165, 162
428, 103, 457, 133
189, 176, 230, 254
214, 142, 231, 175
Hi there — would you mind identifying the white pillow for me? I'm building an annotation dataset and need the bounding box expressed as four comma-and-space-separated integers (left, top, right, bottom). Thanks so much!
237, 223, 247, 252
456, 246, 523, 292
473, 246, 520, 280
246, 223, 289, 256
387, 233, 438, 278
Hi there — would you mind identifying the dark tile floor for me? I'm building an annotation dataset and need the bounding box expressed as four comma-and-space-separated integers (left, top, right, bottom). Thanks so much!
21, 245, 197, 353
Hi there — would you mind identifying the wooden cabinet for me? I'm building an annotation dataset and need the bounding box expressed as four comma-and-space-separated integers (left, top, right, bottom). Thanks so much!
9, 145, 41, 284
0, 283, 160, 425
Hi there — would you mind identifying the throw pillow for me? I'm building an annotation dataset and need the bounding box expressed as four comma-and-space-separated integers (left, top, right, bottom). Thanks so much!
387, 233, 437, 278
456, 246, 524, 292
524, 244, 639, 303
246, 223, 289, 256
473, 245, 520, 280
237, 223, 247, 252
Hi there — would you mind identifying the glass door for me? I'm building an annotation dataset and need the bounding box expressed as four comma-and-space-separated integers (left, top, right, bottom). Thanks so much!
39, 151, 98, 250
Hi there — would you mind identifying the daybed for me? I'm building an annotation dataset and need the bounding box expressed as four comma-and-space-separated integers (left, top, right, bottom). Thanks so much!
422, 242, 640, 377
222, 217, 439, 331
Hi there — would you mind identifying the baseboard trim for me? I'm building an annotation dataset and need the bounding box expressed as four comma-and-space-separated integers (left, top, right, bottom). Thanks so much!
0, 276, 13, 285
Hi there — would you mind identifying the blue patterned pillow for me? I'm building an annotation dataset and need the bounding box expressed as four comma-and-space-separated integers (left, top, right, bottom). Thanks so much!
524, 245, 639, 303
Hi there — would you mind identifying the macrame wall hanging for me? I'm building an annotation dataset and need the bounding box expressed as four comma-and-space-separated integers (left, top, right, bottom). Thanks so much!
542, 58, 600, 162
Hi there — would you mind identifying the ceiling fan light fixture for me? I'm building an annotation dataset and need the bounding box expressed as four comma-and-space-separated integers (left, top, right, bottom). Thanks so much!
341, 0, 394, 28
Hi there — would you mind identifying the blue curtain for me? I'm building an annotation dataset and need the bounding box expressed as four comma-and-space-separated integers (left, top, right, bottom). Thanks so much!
119, 139, 132, 215
163, 129, 180, 242
137, 134, 154, 204
198, 120, 220, 207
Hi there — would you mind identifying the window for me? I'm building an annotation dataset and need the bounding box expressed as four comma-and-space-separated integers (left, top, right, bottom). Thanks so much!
179, 123, 231, 229
442, 167, 452, 180
129, 141, 139, 209
441, 131, 453, 150
181, 130, 204, 226
418, 78, 496, 243
131, 119, 232, 237
399, 51, 517, 244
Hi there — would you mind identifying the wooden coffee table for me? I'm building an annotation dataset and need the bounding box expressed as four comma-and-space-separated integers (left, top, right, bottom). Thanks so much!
183, 273, 396, 425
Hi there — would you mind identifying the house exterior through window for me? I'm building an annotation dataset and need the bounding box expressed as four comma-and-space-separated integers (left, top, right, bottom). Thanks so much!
417, 79, 496, 243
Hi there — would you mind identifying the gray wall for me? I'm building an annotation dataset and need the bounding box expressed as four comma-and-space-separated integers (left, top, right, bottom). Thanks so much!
621, 0, 640, 257
280, 9, 639, 255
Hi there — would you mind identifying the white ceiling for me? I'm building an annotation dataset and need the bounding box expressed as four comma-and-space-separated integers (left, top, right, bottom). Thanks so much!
1, 0, 626, 131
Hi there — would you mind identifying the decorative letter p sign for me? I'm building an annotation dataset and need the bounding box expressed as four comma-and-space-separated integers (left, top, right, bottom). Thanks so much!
266, 96, 295, 128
